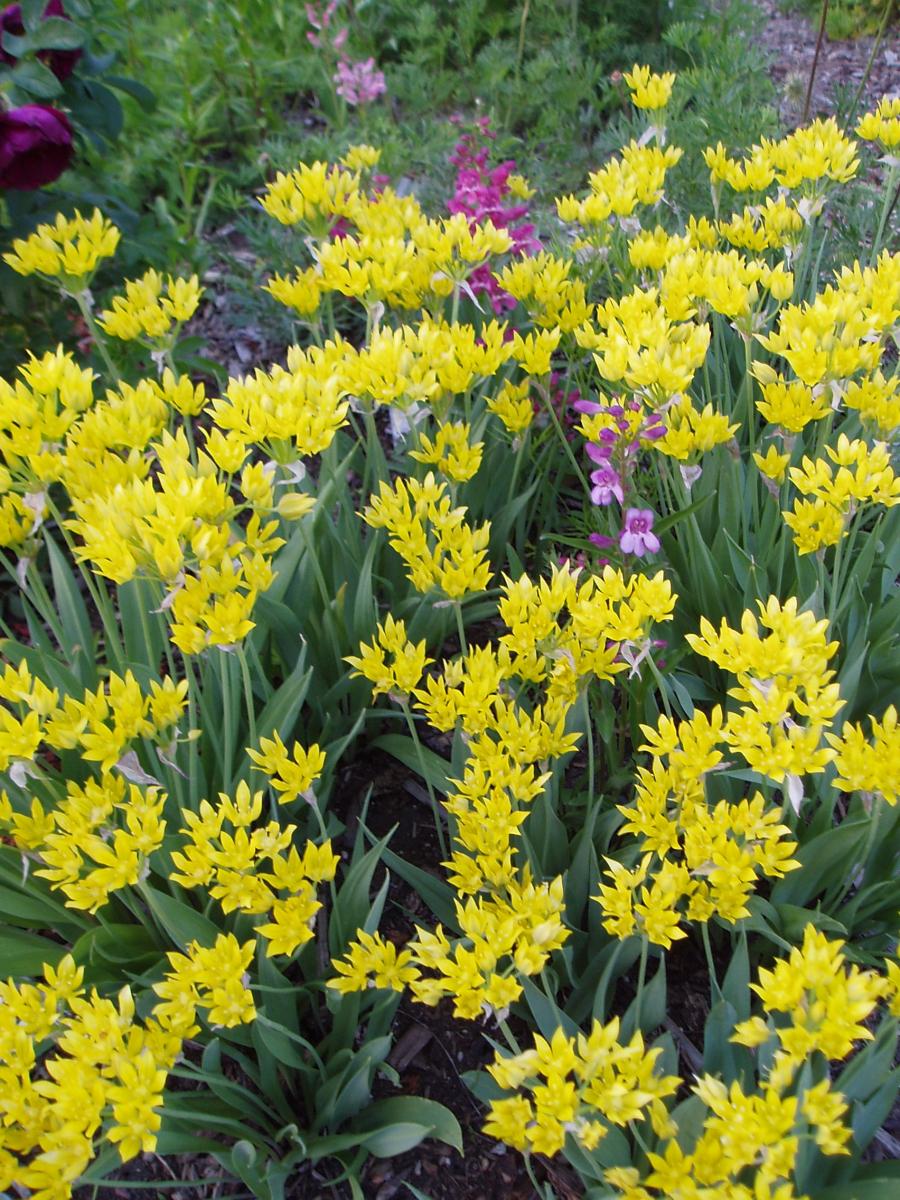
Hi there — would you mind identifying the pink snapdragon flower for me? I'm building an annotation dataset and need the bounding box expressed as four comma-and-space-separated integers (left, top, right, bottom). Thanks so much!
447, 118, 541, 313
333, 56, 386, 106
306, 1, 386, 109
619, 509, 660, 557
306, 0, 342, 47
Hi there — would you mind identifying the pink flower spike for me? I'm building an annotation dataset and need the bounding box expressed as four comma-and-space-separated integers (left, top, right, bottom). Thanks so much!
619, 508, 660, 557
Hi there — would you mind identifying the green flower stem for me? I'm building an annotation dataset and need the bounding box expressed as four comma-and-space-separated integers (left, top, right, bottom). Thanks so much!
538, 381, 591, 498
453, 599, 469, 658
180, 649, 203, 810
497, 1014, 522, 1054
523, 1153, 546, 1199
236, 644, 258, 751
400, 699, 448, 860
870, 162, 898, 266
0, 550, 66, 648
633, 935, 649, 1034
743, 335, 762, 543
645, 649, 673, 721
219, 650, 235, 791
581, 686, 596, 805
506, 428, 528, 509
73, 289, 121, 385
298, 516, 344, 678
44, 495, 127, 671
701, 920, 722, 1002
362, 402, 389, 495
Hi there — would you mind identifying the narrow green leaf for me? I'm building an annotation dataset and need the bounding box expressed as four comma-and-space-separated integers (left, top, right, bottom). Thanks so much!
140, 885, 219, 949
46, 534, 97, 685
372, 732, 451, 794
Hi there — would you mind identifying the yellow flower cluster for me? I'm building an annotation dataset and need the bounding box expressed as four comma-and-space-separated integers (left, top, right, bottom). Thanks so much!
363, 471, 492, 599
608, 1071, 849, 1198
346, 613, 431, 698
687, 596, 841, 786
857, 94, 900, 151
248, 731, 327, 805
154, 932, 258, 1029
98, 270, 203, 341
484, 927, 890, 1199
0, 347, 96, 545
261, 160, 514, 317
487, 379, 533, 435
597, 597, 844, 945
484, 1020, 679, 1155
170, 779, 337, 957
332, 563, 676, 1017
1, 662, 185, 779
623, 64, 676, 111
0, 937, 255, 1199
576, 288, 711, 401
409, 420, 484, 482
704, 117, 859, 198
784, 433, 900, 554
3, 208, 120, 286
827, 705, 900, 804
0, 668, 187, 911
733, 924, 888, 1089
493, 252, 591, 331
213, 341, 351, 458
757, 252, 898, 388
557, 142, 683, 232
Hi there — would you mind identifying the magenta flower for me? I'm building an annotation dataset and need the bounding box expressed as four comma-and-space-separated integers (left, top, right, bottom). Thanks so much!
619, 508, 660, 557
0, 104, 73, 189
446, 120, 541, 313
1, 0, 82, 79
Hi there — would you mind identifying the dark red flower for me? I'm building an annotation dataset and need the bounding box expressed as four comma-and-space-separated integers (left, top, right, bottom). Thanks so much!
0, 104, 73, 189
1, 0, 82, 80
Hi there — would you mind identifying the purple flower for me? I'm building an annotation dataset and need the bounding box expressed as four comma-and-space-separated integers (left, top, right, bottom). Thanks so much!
574, 398, 604, 416
1, 0, 82, 80
590, 465, 624, 507
619, 508, 660, 558
0, 104, 73, 189
333, 56, 386, 106
586, 437, 615, 463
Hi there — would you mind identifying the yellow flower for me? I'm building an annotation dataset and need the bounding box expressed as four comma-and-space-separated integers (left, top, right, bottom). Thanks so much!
857, 95, 900, 150
487, 379, 534, 434
247, 733, 327, 804
623, 63, 676, 110
3, 208, 120, 285
98, 271, 202, 342
328, 930, 420, 993
753, 444, 791, 484
346, 615, 431, 698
